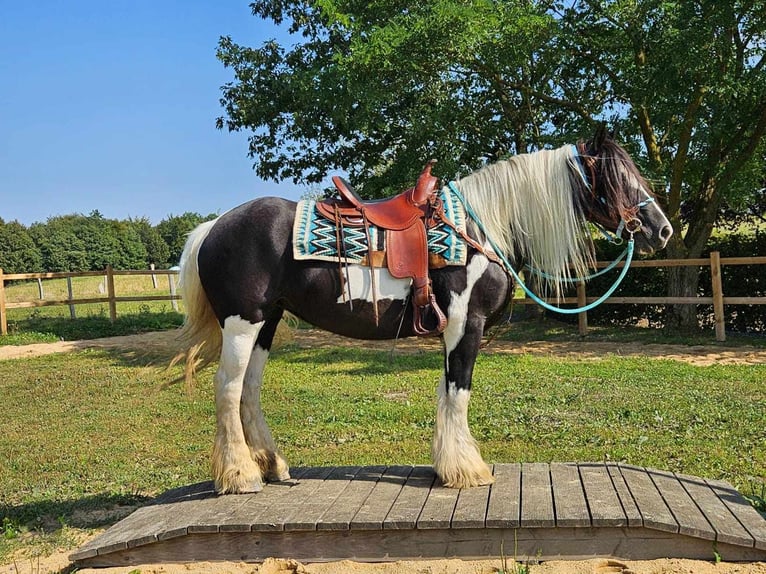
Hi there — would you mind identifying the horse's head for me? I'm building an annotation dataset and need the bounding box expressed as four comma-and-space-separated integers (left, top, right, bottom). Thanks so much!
574, 128, 673, 255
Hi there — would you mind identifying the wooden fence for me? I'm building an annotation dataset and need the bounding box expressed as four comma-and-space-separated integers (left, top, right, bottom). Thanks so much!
514, 252, 766, 341
1, 252, 764, 341
0, 265, 180, 336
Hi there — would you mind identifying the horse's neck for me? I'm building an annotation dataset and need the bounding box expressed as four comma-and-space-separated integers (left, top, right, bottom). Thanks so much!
459, 147, 593, 294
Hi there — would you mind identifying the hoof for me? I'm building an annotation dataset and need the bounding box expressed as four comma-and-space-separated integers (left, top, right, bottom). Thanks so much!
268, 455, 291, 482
216, 477, 263, 495
251, 448, 291, 482
435, 461, 495, 489
214, 465, 264, 495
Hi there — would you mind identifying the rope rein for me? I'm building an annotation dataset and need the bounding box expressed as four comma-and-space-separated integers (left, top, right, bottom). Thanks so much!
444, 174, 645, 315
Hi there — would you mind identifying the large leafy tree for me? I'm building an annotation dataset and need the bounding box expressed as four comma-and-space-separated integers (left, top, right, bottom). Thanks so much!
558, 0, 766, 330
0, 219, 42, 274
156, 212, 218, 266
218, 0, 766, 331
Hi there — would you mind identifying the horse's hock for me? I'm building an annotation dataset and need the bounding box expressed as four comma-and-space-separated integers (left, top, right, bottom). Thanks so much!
71, 463, 766, 567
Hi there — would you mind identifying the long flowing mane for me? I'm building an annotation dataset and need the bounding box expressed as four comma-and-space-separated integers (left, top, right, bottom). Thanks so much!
455, 145, 594, 296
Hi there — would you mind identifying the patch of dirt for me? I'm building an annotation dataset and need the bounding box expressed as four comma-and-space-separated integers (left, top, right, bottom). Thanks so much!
2, 543, 766, 574
2, 328, 765, 367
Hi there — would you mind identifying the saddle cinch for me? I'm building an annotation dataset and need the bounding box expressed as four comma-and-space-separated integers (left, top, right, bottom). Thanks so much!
315, 161, 448, 336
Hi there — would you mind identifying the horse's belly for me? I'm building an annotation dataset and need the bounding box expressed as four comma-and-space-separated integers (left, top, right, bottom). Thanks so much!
286, 265, 415, 340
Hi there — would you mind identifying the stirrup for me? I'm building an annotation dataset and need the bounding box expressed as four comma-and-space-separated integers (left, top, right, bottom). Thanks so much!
412, 295, 447, 336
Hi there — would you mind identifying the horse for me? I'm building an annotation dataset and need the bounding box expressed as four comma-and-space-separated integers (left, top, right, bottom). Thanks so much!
177, 130, 673, 495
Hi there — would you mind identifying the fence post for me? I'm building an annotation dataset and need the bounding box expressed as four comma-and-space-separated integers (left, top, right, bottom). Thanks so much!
710, 251, 725, 342
168, 272, 179, 311
0, 268, 7, 336
150, 263, 158, 289
66, 276, 77, 319
577, 280, 588, 335
106, 265, 117, 322
37, 278, 44, 300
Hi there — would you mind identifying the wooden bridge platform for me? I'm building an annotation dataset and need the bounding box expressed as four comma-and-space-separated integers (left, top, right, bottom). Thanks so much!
71, 463, 766, 567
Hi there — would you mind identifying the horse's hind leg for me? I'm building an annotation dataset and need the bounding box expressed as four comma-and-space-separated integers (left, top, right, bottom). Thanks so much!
240, 314, 290, 482
212, 316, 266, 494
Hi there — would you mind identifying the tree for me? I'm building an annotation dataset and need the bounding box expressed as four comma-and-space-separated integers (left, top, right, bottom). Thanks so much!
156, 212, 218, 266
557, 1, 766, 331
28, 212, 148, 272
0, 219, 42, 274
30, 217, 89, 272
217, 0, 766, 331
129, 217, 171, 268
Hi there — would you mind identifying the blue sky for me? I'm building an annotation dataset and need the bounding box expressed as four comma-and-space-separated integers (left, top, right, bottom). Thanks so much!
0, 0, 304, 226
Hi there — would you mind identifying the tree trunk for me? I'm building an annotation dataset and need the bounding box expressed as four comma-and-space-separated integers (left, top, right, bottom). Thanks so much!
665, 264, 701, 334
663, 216, 711, 334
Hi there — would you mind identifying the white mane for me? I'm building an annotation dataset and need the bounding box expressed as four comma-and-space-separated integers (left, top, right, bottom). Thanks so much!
455, 145, 594, 296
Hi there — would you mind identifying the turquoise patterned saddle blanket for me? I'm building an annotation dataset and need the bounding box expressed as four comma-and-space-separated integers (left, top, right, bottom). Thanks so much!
293, 186, 468, 266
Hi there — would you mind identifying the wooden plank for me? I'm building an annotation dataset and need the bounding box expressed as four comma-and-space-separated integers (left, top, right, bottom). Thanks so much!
451, 469, 492, 529
416, 477, 460, 529
706, 478, 766, 550
350, 465, 411, 530
578, 463, 627, 527
486, 463, 521, 528
250, 466, 334, 531
550, 463, 590, 527
520, 462, 555, 528
686, 476, 757, 547
283, 466, 360, 531
618, 465, 677, 533
383, 465, 436, 529
648, 469, 715, 540
171, 492, 253, 536
677, 474, 755, 547
607, 464, 643, 527
316, 466, 386, 531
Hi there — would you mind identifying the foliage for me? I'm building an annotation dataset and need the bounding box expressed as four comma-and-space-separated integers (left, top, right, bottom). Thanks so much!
0, 211, 215, 273
128, 216, 171, 268
156, 212, 218, 266
0, 346, 764, 561
217, 0, 766, 334
27, 212, 147, 271
0, 218, 42, 274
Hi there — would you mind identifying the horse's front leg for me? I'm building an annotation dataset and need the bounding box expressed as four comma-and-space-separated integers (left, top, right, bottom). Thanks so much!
432, 312, 494, 489
212, 317, 267, 494
240, 317, 290, 482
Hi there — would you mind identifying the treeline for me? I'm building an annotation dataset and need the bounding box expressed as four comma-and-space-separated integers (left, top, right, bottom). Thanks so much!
0, 211, 218, 273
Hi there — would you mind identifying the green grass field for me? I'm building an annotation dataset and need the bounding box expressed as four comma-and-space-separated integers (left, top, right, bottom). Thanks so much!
0, 343, 764, 561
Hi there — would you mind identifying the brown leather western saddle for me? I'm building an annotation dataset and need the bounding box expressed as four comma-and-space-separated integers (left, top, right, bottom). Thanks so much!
315, 160, 447, 336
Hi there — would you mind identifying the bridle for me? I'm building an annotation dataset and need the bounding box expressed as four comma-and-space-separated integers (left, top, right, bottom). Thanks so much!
572, 143, 655, 245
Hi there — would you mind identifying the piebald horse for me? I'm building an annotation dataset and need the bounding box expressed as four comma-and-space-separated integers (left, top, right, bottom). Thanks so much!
178, 132, 672, 494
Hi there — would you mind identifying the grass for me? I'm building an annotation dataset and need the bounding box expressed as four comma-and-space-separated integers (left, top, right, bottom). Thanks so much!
0, 343, 764, 563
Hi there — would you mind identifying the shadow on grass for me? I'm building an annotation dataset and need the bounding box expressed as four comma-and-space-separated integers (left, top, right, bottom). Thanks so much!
6, 312, 184, 343
275, 345, 443, 376
2, 492, 153, 535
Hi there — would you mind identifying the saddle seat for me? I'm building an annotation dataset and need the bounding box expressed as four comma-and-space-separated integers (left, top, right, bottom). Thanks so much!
315, 160, 439, 230
314, 160, 447, 336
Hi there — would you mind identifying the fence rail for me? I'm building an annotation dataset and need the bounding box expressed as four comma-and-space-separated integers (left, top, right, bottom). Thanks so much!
511, 252, 766, 341
0, 265, 180, 335
1, 252, 764, 341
